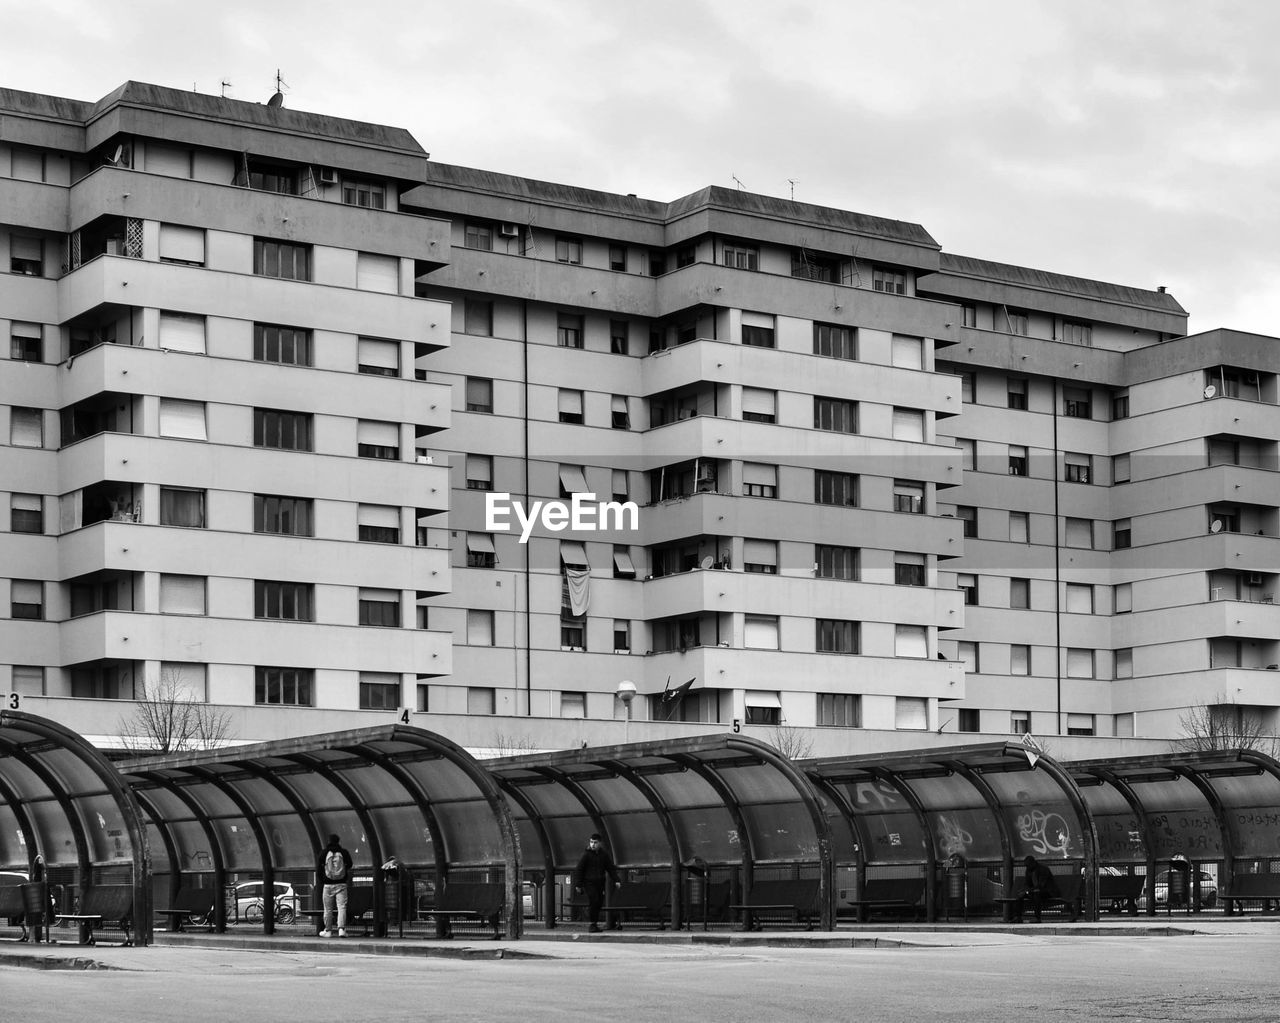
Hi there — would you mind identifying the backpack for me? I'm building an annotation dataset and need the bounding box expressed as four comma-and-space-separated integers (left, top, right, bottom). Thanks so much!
324, 849, 345, 881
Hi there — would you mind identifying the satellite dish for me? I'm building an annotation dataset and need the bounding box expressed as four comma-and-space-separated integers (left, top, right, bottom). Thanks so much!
106, 143, 123, 165
267, 91, 284, 108
1203, 385, 1217, 399
700, 555, 714, 570
1210, 519, 1224, 533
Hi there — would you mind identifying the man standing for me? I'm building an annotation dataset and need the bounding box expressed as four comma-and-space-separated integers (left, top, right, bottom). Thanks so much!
572, 833, 620, 933
317, 833, 353, 937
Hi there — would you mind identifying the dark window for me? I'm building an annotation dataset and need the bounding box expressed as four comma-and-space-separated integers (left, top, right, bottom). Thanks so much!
254, 323, 312, 366
958, 506, 977, 538
958, 574, 978, 605
254, 495, 313, 536
895, 562, 926, 586
359, 591, 401, 627
741, 323, 775, 348
253, 239, 310, 281
10, 330, 41, 362
675, 246, 695, 268
609, 245, 627, 272
359, 523, 400, 543
1112, 392, 1130, 419
813, 324, 856, 360
555, 237, 582, 265
464, 223, 492, 250
723, 245, 758, 270
1007, 378, 1027, 410
872, 267, 906, 294
159, 488, 205, 528
1064, 388, 1092, 418
341, 180, 385, 209
817, 693, 860, 727
254, 580, 314, 621
248, 163, 297, 194
815, 471, 858, 506
745, 704, 780, 726
610, 320, 629, 355
816, 618, 859, 653
1114, 519, 1132, 549
894, 481, 924, 513
10, 495, 42, 534
360, 678, 400, 709
958, 708, 980, 733
10, 581, 42, 620
254, 666, 313, 706
254, 409, 312, 451
464, 300, 493, 336
814, 396, 857, 433
816, 545, 857, 579
557, 313, 584, 349
465, 377, 494, 413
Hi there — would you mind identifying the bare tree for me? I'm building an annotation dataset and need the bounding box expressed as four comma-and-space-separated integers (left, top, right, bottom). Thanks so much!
491, 731, 540, 757
1174, 698, 1278, 755
117, 666, 232, 754
766, 724, 814, 761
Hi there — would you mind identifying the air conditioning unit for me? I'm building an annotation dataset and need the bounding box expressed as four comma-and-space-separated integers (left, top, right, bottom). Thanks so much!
1247, 572, 1264, 586
318, 167, 339, 186
416, 454, 434, 464
499, 223, 520, 237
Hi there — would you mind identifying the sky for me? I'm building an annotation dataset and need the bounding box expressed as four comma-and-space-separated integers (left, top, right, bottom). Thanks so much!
8, 0, 1279, 337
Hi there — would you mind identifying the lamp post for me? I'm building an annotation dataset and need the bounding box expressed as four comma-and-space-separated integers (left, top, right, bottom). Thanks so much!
616, 680, 637, 744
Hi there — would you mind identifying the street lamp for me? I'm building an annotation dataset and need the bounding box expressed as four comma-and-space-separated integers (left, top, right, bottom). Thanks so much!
616, 680, 637, 744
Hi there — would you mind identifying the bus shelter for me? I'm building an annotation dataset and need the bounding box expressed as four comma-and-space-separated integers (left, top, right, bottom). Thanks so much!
0, 710, 151, 942
802, 742, 1097, 922
486, 734, 832, 930
117, 724, 522, 938
1069, 748, 1280, 914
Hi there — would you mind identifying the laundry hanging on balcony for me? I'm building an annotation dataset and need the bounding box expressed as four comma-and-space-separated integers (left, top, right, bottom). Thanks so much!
565, 568, 591, 616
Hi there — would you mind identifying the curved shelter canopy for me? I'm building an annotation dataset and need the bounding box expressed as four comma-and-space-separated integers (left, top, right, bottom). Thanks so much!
0, 710, 151, 942
486, 734, 832, 929
117, 724, 522, 937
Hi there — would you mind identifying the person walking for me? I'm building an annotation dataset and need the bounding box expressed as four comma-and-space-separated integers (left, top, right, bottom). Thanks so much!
317, 833, 353, 937
572, 833, 621, 933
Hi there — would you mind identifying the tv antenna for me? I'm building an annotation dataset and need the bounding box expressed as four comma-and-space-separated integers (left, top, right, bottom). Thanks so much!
788, 179, 798, 201
221, 79, 233, 98
268, 69, 288, 108
731, 173, 746, 191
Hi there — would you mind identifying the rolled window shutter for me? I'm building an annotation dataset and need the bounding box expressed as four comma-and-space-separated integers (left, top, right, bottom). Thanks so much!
358, 338, 399, 373
358, 504, 400, 529
10, 236, 42, 261
357, 420, 399, 447
160, 575, 206, 614
356, 252, 399, 293
742, 388, 775, 416
158, 224, 205, 263
159, 399, 207, 439
159, 313, 206, 353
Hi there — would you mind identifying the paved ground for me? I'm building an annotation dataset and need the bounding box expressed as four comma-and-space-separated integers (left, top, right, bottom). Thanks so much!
3, 920, 1278, 1023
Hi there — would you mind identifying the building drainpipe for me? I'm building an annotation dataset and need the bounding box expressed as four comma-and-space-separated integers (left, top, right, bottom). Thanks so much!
522, 297, 533, 716
1052, 380, 1063, 736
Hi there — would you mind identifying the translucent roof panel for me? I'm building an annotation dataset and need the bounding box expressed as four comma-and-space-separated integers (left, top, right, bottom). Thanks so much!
0, 803, 26, 867
982, 769, 1086, 860
668, 807, 741, 863
1077, 782, 1147, 863
741, 803, 822, 862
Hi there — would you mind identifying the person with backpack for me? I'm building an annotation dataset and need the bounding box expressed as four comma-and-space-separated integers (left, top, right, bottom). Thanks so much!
316, 833, 353, 937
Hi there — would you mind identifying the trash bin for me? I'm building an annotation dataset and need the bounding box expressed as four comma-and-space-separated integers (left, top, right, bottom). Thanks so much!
945, 854, 968, 921
21, 882, 49, 943
1166, 858, 1190, 915
379, 857, 406, 938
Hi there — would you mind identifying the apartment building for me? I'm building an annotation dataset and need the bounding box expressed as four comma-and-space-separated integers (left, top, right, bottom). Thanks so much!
3, 81, 1274, 749
0, 83, 453, 738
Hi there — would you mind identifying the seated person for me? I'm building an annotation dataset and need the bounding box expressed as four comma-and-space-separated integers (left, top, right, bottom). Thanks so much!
1013, 855, 1060, 922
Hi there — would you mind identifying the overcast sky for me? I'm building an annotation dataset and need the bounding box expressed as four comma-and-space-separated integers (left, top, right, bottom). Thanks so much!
10, 0, 1278, 336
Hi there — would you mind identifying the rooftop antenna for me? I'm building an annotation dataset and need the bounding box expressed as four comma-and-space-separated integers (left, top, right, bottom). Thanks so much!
221, 79, 233, 98
788, 179, 798, 201
267, 69, 288, 108
731, 173, 746, 191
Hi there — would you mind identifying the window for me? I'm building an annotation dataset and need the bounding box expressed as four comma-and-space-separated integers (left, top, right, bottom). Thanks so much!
610, 320, 629, 355
555, 237, 582, 265
1005, 309, 1029, 335
1113, 518, 1132, 550
255, 580, 314, 621
1011, 710, 1031, 734
1066, 713, 1095, 736
816, 618, 859, 654
11, 148, 44, 182
10, 408, 42, 448
357, 504, 400, 544
156, 312, 206, 355
557, 312, 584, 348
254, 408, 312, 451
158, 224, 205, 266
891, 334, 923, 370
892, 408, 924, 442
744, 615, 779, 650
811, 470, 857, 507
609, 394, 630, 430
338, 177, 385, 208
159, 487, 205, 528
1066, 648, 1095, 679
253, 238, 310, 281
741, 312, 775, 348
254, 323, 312, 366
159, 574, 206, 615
894, 553, 925, 587
255, 666, 313, 706
957, 438, 975, 471
1066, 518, 1093, 549
1066, 583, 1093, 614
742, 387, 776, 423
1007, 378, 1029, 411
359, 588, 401, 627
895, 696, 927, 730
1115, 582, 1132, 614
557, 389, 584, 425
1010, 577, 1030, 609
816, 544, 858, 580
11, 666, 44, 696
465, 377, 493, 413
744, 693, 781, 726
609, 245, 627, 272
814, 396, 857, 433
464, 299, 493, 336
1009, 511, 1030, 543
959, 371, 975, 402
466, 609, 495, 646
958, 642, 979, 671
612, 469, 629, 503
961, 304, 977, 328
649, 251, 666, 276
723, 244, 758, 270
558, 464, 590, 496
612, 545, 636, 579
356, 420, 400, 460
873, 267, 906, 294
560, 616, 586, 651
743, 463, 777, 499
1061, 321, 1092, 346
358, 672, 399, 709
958, 505, 977, 538
415, 683, 430, 712
10, 234, 42, 275
560, 692, 587, 719
358, 337, 400, 377
246, 161, 296, 193
1116, 648, 1133, 680
675, 245, 696, 268
1064, 452, 1091, 484
11, 580, 43, 620
958, 573, 978, 606
1008, 445, 1027, 476
466, 454, 494, 491
893, 480, 924, 514
743, 539, 778, 574
467, 687, 496, 715
613, 619, 631, 652
895, 624, 927, 658
465, 531, 497, 568
958, 708, 980, 733
817, 693, 860, 727
813, 323, 856, 360
1010, 645, 1030, 676
464, 223, 492, 250
158, 399, 207, 440
1111, 452, 1132, 484
10, 321, 42, 362
1112, 391, 1130, 420
1064, 387, 1092, 418
255, 495, 312, 536
10, 494, 42, 534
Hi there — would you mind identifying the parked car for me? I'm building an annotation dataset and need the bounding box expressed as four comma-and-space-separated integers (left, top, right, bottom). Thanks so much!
1137, 868, 1218, 910
229, 881, 297, 923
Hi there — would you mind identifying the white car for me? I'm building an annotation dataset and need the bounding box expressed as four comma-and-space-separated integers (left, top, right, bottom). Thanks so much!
230, 881, 297, 924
